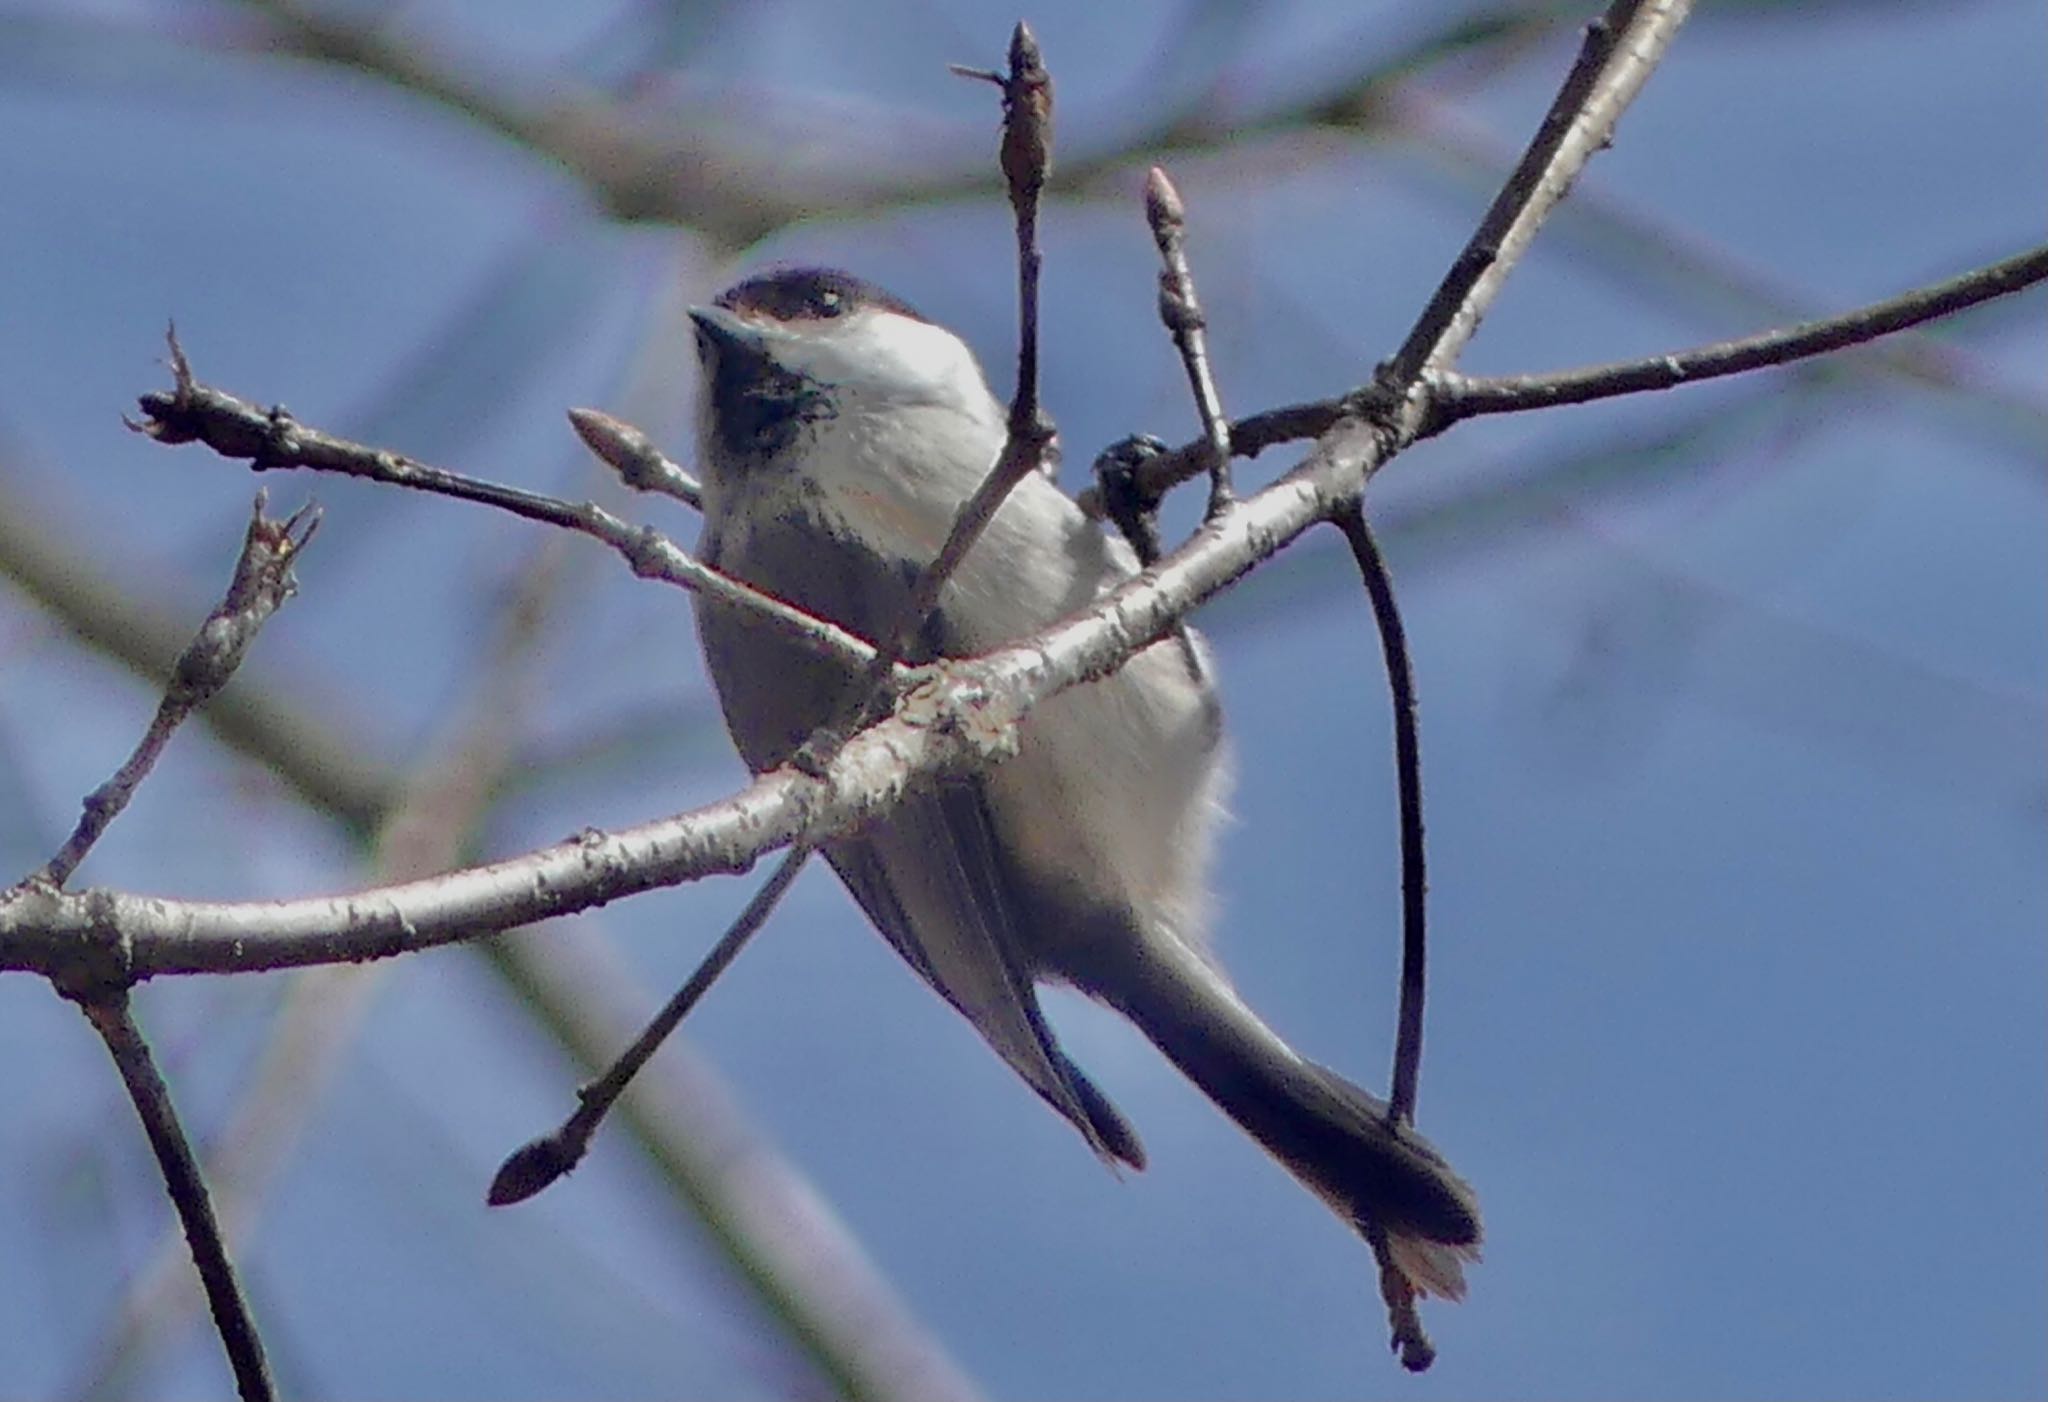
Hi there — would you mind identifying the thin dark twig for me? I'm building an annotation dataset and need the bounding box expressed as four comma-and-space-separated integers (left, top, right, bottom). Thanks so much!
1089, 234, 2042, 511
72, 537, 568, 1402
488, 846, 812, 1206
862, 21, 1058, 688
1333, 505, 1428, 1127
1144, 166, 1235, 519
131, 327, 877, 672
567, 406, 703, 509
74, 992, 274, 1402
35, 492, 316, 889
1338, 0, 1691, 1350
1433, 241, 2048, 427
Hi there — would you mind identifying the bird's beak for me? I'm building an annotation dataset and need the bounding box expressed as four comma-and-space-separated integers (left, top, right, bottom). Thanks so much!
687, 304, 766, 362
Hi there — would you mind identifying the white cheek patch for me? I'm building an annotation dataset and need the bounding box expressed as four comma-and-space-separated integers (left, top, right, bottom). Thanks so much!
786, 312, 993, 411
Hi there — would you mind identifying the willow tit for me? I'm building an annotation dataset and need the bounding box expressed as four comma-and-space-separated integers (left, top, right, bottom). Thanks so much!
688, 267, 1481, 1297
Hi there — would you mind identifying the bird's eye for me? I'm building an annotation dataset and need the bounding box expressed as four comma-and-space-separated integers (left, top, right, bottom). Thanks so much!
814, 289, 844, 317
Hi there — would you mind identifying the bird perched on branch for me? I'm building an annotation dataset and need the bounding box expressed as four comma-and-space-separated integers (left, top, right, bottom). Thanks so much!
688, 266, 1480, 1298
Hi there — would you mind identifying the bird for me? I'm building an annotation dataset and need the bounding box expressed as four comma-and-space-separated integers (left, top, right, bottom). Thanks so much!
686, 265, 1480, 1297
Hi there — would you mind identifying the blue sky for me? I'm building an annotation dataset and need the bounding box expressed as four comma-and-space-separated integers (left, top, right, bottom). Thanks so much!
0, 1, 2042, 1398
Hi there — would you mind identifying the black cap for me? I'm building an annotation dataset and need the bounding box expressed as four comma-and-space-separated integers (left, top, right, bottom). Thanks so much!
713, 267, 928, 325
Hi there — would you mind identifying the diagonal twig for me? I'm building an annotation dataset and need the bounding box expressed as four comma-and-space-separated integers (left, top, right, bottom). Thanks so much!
32, 492, 316, 889
483, 931, 990, 1402
1388, 0, 1694, 385
867, 21, 1062, 684
130, 328, 879, 674
1331, 507, 1429, 1130
501, 23, 1062, 1200
1431, 241, 2048, 426
487, 845, 812, 1206
18, 492, 321, 1398
69, 535, 570, 1398
72, 992, 274, 1402
1083, 233, 2046, 513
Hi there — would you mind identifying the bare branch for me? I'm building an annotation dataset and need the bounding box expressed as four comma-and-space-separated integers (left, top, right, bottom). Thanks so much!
1331, 507, 1429, 1130
489, 845, 811, 1206
73, 991, 274, 1402
1390, 91, 2048, 445
1432, 242, 2048, 426
130, 329, 880, 674
70, 536, 564, 1396
872, 22, 1063, 680
485, 933, 991, 1402
1388, 0, 1691, 384
1324, 0, 1692, 1338
32, 492, 315, 888
0, 419, 1392, 981
199, 0, 1563, 245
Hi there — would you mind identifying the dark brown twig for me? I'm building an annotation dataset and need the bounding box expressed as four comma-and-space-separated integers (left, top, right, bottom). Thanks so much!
1332, 0, 1692, 1353
1431, 241, 2048, 427
1144, 167, 1235, 519
35, 490, 316, 889
130, 327, 878, 673
488, 845, 811, 1206
74, 992, 274, 1402
1332, 506, 1428, 1127
72, 535, 570, 1398
22, 488, 313, 1400
567, 406, 703, 509
1084, 235, 2046, 513
1090, 434, 1173, 566
874, 21, 1061, 681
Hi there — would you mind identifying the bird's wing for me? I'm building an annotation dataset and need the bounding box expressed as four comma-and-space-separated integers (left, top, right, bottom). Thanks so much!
825, 779, 1144, 1169
692, 519, 1142, 1169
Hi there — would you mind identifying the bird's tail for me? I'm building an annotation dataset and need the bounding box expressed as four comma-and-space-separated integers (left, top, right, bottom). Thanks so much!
1071, 934, 1482, 1299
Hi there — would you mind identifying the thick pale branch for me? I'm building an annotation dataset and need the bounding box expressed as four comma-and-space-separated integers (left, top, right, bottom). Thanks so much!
0, 423, 1386, 980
